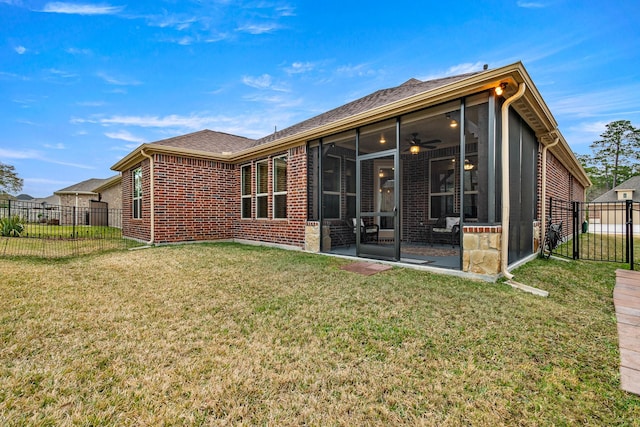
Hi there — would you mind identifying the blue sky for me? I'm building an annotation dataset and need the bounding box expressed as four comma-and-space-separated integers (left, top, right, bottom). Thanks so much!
2, 0, 639, 197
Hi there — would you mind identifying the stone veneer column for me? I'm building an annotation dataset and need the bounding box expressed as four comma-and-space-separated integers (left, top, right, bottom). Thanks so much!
305, 221, 320, 252
462, 225, 502, 275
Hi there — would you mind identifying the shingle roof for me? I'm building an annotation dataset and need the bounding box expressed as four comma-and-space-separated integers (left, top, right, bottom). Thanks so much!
592, 175, 640, 202
253, 72, 481, 146
150, 129, 256, 153
55, 177, 115, 194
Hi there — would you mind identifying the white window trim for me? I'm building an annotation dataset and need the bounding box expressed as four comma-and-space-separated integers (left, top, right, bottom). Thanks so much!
132, 167, 142, 219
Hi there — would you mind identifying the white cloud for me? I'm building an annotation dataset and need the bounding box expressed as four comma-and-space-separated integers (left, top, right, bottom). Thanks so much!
98, 114, 226, 130
24, 177, 74, 186
97, 72, 140, 86
47, 68, 77, 79
43, 143, 66, 149
0, 148, 94, 169
242, 74, 273, 89
236, 23, 280, 34
41, 2, 124, 15
76, 101, 106, 107
0, 71, 29, 81
104, 130, 146, 143
550, 85, 640, 119
517, 1, 546, 8
147, 14, 198, 30
66, 47, 92, 55
243, 93, 303, 108
276, 5, 295, 17
14, 45, 26, 54
335, 63, 383, 78
109, 143, 139, 152
419, 62, 486, 81
284, 61, 315, 75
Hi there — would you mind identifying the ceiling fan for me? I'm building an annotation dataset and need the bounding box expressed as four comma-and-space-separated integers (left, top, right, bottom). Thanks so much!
404, 133, 441, 153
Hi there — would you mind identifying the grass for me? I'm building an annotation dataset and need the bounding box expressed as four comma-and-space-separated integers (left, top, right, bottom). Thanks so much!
1, 243, 639, 425
1, 224, 139, 258
20, 224, 123, 239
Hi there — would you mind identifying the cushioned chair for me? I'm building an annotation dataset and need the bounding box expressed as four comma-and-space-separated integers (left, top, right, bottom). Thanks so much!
431, 215, 460, 247
352, 218, 379, 243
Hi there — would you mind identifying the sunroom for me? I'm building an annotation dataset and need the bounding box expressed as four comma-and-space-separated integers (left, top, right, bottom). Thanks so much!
306, 89, 538, 274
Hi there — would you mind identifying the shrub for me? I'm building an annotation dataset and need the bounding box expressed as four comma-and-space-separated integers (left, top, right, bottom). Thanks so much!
0, 215, 25, 237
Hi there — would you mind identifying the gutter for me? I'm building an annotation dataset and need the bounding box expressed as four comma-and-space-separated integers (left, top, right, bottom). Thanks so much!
540, 134, 560, 241
140, 149, 155, 245
500, 82, 527, 280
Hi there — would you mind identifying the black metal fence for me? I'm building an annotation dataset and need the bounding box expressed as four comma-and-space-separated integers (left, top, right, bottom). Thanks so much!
0, 199, 136, 258
546, 198, 639, 270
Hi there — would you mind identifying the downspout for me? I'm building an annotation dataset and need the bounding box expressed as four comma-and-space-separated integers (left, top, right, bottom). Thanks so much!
140, 149, 155, 245
500, 82, 526, 280
540, 134, 560, 241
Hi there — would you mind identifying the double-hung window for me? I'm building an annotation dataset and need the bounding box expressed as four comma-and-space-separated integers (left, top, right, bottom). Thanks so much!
463, 155, 478, 219
241, 164, 252, 219
132, 167, 142, 219
322, 155, 341, 219
345, 159, 356, 219
273, 156, 287, 219
430, 158, 455, 219
256, 161, 269, 218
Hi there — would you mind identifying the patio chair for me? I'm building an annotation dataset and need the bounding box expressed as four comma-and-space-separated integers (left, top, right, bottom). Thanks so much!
430, 215, 460, 247
352, 218, 379, 243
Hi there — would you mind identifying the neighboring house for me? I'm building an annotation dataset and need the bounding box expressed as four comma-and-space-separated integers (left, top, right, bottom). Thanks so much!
111, 62, 591, 279
2, 177, 122, 226
92, 174, 122, 211
589, 176, 640, 233
53, 176, 121, 226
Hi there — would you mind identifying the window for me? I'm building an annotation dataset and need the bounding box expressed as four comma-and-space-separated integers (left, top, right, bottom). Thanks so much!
256, 161, 268, 218
323, 155, 341, 219
430, 158, 455, 219
273, 156, 287, 219
463, 155, 478, 219
345, 159, 356, 219
132, 167, 142, 219
241, 164, 251, 219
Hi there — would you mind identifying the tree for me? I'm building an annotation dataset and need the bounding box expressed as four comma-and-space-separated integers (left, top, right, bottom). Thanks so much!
589, 120, 640, 189
0, 162, 23, 195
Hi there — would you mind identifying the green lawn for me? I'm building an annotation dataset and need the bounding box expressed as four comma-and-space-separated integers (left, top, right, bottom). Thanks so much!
1, 224, 138, 258
0, 243, 639, 425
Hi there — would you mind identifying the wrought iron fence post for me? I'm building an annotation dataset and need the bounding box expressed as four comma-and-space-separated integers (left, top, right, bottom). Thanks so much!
627, 199, 633, 269
572, 201, 579, 260
73, 206, 76, 238
8, 199, 11, 217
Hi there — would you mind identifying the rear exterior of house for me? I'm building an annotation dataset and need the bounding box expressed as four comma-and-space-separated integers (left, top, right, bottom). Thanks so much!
112, 62, 590, 279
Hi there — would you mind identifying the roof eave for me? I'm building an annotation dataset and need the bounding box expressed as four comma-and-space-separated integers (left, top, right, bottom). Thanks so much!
111, 144, 234, 171
92, 175, 122, 192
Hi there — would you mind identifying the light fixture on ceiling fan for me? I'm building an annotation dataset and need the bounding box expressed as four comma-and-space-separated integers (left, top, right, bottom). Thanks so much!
406, 133, 441, 155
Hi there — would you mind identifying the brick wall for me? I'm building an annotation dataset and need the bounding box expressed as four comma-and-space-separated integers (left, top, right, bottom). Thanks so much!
122, 160, 151, 242
536, 147, 587, 241
235, 145, 308, 248
152, 154, 237, 243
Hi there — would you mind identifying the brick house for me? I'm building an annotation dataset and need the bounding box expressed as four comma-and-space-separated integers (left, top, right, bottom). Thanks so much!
111, 62, 590, 279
